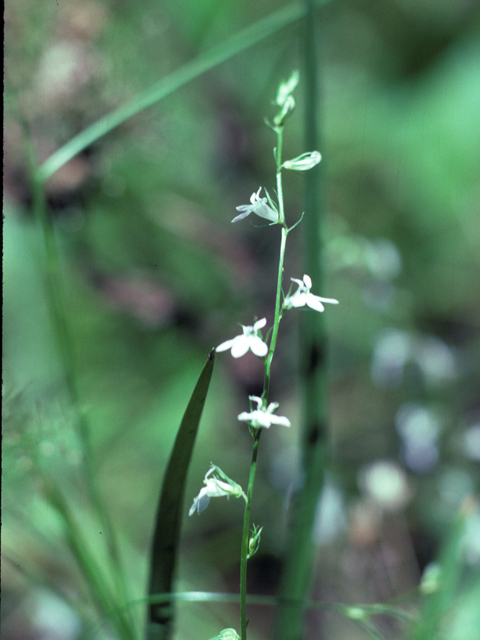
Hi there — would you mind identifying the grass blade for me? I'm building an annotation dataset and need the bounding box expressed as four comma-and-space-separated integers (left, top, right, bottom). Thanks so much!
36, 0, 335, 183
410, 506, 469, 640
147, 350, 216, 640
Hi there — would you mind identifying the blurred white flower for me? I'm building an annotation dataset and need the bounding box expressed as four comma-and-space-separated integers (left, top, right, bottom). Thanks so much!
395, 403, 441, 473
232, 188, 278, 223
189, 466, 244, 516
216, 318, 268, 358
359, 460, 411, 511
238, 396, 291, 429
371, 329, 457, 389
283, 274, 339, 312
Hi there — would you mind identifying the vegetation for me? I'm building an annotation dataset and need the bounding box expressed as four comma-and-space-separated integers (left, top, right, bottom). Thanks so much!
3, 1, 480, 639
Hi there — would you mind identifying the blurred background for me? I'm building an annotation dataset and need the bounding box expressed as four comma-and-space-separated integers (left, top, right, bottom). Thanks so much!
3, 0, 480, 639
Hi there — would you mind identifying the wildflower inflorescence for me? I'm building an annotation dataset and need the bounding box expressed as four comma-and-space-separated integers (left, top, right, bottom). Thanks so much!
189, 72, 338, 640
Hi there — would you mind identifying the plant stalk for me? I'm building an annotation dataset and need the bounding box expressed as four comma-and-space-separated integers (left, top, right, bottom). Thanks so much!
240, 125, 289, 640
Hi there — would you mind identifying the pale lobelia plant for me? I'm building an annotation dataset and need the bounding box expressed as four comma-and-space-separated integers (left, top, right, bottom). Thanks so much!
189, 72, 338, 640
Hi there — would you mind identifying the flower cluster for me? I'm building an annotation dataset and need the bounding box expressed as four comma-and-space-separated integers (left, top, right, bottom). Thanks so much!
189, 75, 341, 640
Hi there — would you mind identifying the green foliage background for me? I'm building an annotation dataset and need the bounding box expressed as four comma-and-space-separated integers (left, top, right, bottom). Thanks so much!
3, 1, 480, 639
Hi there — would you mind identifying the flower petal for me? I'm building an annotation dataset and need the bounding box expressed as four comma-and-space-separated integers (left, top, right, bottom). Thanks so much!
230, 336, 251, 358
231, 209, 252, 223
205, 478, 232, 497
196, 493, 211, 514
306, 296, 326, 312
216, 339, 235, 352
303, 274, 312, 289
249, 336, 268, 357
249, 396, 263, 409
270, 415, 291, 427
266, 402, 280, 413
250, 189, 260, 204
252, 202, 278, 222
189, 487, 210, 516
254, 318, 267, 331
291, 278, 304, 287
289, 292, 309, 308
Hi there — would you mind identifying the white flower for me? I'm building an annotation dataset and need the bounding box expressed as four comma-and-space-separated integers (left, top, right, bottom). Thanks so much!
283, 274, 339, 312
216, 318, 268, 358
189, 466, 244, 516
238, 396, 291, 429
232, 188, 278, 224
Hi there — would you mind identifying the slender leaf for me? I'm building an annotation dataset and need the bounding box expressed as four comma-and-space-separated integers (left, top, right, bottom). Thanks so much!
36, 0, 335, 183
410, 509, 467, 640
147, 350, 216, 640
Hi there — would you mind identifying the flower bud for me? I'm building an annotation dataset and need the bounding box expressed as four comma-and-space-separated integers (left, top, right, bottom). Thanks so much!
247, 524, 263, 559
282, 151, 321, 171
276, 70, 300, 107
273, 95, 296, 126
209, 629, 241, 640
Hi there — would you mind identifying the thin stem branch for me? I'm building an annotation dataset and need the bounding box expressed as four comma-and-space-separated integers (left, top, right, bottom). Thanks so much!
263, 226, 288, 402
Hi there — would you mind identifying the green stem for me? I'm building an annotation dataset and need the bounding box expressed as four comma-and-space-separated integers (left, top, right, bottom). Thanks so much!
240, 125, 289, 640
240, 429, 262, 640
264, 123, 288, 402
263, 225, 288, 402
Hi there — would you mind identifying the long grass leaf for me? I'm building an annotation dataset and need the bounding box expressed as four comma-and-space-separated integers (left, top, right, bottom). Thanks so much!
147, 350, 216, 640
43, 482, 133, 640
36, 0, 335, 183
410, 507, 468, 640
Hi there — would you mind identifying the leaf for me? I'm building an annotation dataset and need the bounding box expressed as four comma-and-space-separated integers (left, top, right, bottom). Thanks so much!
36, 0, 335, 183
147, 350, 216, 640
